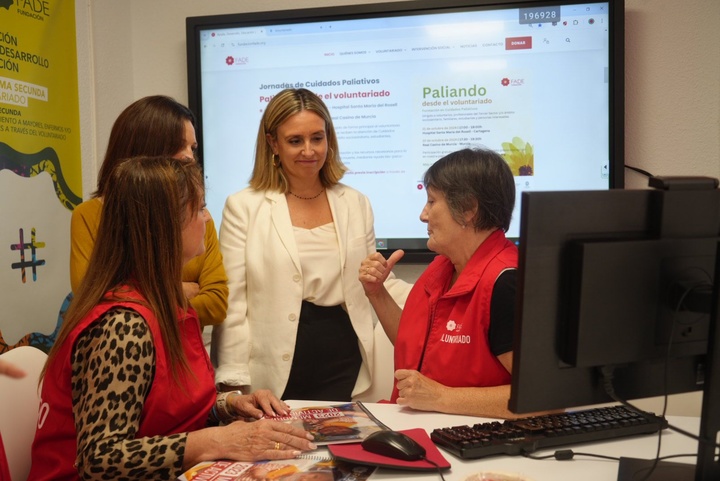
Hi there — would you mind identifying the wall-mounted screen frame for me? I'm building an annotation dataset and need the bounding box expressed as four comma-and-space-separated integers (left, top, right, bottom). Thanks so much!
187, 0, 625, 262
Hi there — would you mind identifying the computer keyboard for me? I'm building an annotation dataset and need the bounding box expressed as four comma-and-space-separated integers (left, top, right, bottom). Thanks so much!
430, 405, 668, 460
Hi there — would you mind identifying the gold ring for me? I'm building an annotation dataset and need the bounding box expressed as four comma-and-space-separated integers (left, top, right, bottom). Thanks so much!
274, 441, 281, 450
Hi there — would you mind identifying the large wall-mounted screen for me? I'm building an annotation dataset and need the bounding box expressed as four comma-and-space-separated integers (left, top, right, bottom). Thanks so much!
187, 0, 624, 259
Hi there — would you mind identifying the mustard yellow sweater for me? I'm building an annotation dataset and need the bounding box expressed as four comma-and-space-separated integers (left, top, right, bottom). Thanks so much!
69, 198, 228, 327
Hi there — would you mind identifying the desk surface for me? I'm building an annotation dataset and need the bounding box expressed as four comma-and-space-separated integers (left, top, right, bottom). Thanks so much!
289, 401, 700, 481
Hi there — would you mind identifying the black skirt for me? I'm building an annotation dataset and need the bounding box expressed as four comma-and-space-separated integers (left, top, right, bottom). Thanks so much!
281, 300, 362, 402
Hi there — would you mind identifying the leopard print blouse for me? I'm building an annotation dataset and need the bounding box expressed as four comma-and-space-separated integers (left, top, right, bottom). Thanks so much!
71, 307, 187, 480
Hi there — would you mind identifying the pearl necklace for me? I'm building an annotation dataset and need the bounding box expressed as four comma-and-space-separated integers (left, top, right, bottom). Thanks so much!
288, 189, 325, 200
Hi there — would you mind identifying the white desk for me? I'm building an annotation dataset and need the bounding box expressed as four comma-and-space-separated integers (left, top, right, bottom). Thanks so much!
289, 401, 700, 481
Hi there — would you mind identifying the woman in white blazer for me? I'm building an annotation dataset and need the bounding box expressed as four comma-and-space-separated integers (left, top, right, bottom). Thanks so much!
212, 89, 410, 401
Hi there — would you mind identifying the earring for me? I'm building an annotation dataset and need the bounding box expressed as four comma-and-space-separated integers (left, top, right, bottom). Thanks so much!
272, 153, 280, 167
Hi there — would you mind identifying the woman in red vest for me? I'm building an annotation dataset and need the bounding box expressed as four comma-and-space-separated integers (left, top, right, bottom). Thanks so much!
359, 148, 520, 419
30, 157, 315, 480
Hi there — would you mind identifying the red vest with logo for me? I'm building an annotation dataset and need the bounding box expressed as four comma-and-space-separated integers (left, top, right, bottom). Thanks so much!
392, 230, 517, 402
29, 289, 215, 481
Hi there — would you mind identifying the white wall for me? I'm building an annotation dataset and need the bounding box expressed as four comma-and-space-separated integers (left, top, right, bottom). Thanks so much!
76, 0, 720, 195
75, 0, 412, 197
76, 0, 720, 415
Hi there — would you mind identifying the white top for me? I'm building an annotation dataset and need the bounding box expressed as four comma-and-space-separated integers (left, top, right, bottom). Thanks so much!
212, 184, 412, 396
294, 222, 343, 306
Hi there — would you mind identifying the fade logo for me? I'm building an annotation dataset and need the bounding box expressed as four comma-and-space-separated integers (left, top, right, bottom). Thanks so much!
13, 0, 51, 20
225, 56, 249, 66
501, 77, 525, 87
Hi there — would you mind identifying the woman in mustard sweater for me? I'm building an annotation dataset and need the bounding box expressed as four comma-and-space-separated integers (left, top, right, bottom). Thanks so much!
70, 96, 228, 327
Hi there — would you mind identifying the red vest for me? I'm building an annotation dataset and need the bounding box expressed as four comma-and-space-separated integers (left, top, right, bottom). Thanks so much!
0, 432, 9, 481
29, 290, 215, 481
392, 230, 517, 402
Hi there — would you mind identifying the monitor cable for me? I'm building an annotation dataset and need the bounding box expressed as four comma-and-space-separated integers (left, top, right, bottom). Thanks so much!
522, 449, 698, 463
600, 281, 719, 480
601, 282, 718, 449
624, 164, 653, 178
600, 367, 665, 481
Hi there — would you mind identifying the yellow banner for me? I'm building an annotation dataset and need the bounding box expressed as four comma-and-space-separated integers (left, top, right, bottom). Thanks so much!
0, 0, 80, 352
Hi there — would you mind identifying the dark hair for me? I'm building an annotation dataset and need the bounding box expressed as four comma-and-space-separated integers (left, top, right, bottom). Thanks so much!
45, 156, 205, 383
424, 147, 515, 232
94, 95, 197, 198
251, 88, 346, 191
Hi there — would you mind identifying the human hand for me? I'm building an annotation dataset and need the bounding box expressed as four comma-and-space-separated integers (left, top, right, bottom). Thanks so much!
230, 389, 290, 419
0, 359, 26, 379
394, 369, 444, 412
217, 418, 316, 461
182, 281, 200, 300
358, 250, 404, 296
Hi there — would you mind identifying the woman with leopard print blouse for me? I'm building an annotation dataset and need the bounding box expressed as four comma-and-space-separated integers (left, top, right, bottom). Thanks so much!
29, 157, 316, 481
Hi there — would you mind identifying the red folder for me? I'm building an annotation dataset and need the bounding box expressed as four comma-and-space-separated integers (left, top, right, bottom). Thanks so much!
328, 428, 451, 471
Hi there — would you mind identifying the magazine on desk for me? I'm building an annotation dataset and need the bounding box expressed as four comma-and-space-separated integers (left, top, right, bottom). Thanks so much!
268, 401, 389, 445
178, 457, 376, 481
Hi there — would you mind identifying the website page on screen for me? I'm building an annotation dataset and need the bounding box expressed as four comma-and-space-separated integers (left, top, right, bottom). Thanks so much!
198, 2, 611, 242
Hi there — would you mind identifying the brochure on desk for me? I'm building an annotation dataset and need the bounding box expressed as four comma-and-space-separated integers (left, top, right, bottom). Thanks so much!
178, 457, 376, 481
268, 402, 389, 445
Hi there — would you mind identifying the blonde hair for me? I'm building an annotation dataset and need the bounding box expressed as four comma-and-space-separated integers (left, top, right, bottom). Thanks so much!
250, 88, 346, 192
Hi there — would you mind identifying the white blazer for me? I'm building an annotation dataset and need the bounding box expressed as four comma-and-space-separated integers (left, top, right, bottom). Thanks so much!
211, 183, 411, 398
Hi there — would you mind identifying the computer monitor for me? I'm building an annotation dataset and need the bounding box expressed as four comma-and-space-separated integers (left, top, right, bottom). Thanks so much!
509, 179, 720, 480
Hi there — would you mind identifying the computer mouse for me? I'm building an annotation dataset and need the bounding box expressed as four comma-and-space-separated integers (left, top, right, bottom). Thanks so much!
361, 430, 427, 461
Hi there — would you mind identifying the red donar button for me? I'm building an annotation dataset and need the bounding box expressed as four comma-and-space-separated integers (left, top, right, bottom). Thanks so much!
505, 36, 532, 50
